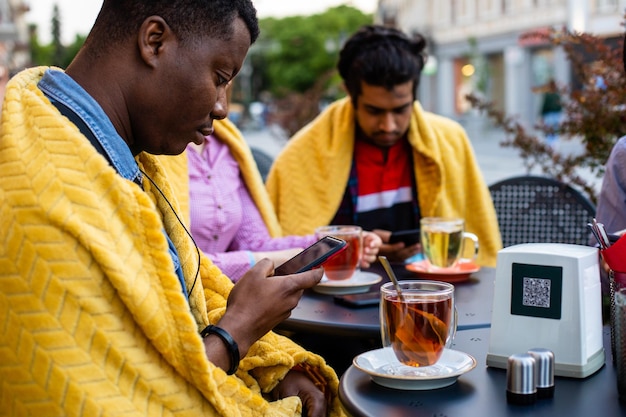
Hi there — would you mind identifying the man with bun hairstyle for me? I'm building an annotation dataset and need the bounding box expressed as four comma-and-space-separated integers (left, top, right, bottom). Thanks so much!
267, 25, 501, 266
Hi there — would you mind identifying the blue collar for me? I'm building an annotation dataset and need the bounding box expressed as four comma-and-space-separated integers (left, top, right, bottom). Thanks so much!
38, 69, 188, 297
38, 69, 142, 185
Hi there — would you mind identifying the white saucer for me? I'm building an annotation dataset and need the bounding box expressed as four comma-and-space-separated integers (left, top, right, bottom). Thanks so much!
313, 270, 382, 295
353, 347, 477, 390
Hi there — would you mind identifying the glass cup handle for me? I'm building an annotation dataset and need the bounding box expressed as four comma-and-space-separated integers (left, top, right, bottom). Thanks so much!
356, 231, 364, 271
462, 232, 479, 261
380, 293, 390, 348
445, 305, 458, 348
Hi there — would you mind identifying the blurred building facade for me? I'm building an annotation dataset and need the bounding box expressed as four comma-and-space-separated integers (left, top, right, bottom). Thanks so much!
0, 0, 30, 102
375, 0, 625, 127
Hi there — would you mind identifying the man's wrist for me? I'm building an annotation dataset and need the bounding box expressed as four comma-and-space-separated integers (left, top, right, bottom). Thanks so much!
201, 325, 240, 375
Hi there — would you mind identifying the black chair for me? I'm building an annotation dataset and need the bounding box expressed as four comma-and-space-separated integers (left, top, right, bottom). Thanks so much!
250, 147, 274, 182
488, 175, 596, 248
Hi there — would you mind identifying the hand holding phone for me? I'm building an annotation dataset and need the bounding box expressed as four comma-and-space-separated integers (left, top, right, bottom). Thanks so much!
274, 236, 347, 276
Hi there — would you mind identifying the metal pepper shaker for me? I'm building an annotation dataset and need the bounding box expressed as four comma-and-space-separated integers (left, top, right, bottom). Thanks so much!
506, 353, 537, 405
528, 348, 555, 398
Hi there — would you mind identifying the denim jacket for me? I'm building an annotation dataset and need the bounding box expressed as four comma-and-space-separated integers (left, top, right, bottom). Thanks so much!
38, 69, 187, 295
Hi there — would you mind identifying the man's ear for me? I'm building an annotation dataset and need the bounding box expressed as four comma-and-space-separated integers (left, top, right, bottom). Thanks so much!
137, 16, 172, 68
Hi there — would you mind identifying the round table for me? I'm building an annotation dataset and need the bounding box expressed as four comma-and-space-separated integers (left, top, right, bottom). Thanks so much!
339, 326, 624, 417
279, 264, 495, 338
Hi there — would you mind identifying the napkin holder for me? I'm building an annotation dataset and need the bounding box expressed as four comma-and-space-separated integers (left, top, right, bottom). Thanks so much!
486, 243, 605, 378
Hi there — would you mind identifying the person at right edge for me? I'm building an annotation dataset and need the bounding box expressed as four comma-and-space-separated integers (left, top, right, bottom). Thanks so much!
0, 1, 341, 416
266, 25, 502, 266
592, 33, 626, 297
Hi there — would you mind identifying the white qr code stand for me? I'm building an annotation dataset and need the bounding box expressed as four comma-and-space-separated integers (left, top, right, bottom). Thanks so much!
486, 243, 605, 378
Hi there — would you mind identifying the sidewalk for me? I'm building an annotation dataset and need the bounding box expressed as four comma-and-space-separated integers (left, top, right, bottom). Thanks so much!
242, 119, 603, 198
460, 118, 602, 196
242, 124, 289, 159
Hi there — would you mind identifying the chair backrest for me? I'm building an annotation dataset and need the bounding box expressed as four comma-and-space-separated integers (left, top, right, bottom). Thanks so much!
250, 147, 274, 182
488, 175, 596, 248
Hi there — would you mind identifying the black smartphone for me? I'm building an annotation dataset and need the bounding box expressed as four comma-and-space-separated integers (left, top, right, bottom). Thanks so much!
274, 236, 347, 275
334, 291, 380, 308
389, 228, 421, 246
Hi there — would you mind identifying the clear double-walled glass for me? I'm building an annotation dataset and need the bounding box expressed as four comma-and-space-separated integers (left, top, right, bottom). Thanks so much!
420, 217, 479, 269
315, 225, 362, 280
380, 280, 457, 367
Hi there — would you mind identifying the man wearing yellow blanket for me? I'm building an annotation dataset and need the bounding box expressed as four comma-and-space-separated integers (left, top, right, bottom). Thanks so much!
0, 1, 342, 416
266, 25, 501, 267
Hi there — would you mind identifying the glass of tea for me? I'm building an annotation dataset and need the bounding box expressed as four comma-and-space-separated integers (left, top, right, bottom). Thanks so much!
420, 217, 479, 269
380, 280, 456, 367
315, 225, 362, 280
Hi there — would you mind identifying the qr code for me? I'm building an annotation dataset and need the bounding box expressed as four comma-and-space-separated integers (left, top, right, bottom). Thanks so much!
522, 277, 551, 308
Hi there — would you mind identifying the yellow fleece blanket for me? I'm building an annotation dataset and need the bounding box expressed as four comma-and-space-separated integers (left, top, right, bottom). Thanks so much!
266, 97, 501, 267
0, 67, 342, 417
161, 118, 282, 237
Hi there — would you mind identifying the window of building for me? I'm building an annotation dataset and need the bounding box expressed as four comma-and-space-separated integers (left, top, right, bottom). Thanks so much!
504, 0, 536, 12
533, 0, 563, 7
457, 0, 477, 23
596, 0, 618, 13
479, 0, 502, 18
434, 0, 453, 25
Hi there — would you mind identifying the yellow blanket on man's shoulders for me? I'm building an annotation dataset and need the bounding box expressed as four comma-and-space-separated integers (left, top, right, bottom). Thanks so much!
266, 97, 501, 267
0, 67, 342, 416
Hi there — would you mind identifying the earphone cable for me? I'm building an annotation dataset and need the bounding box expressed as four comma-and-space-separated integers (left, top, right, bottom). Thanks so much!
139, 168, 201, 298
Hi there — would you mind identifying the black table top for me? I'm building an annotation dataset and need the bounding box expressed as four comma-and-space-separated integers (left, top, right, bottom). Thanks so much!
339, 326, 626, 417
278, 263, 495, 338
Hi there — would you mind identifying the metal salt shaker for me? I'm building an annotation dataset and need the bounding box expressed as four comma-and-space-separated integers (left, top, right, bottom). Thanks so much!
528, 348, 555, 398
506, 353, 537, 405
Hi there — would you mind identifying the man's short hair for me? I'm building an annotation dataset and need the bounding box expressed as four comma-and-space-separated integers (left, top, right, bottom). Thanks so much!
337, 25, 427, 101
87, 0, 259, 52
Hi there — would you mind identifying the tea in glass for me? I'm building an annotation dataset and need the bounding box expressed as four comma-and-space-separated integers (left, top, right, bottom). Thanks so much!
420, 217, 479, 269
380, 280, 455, 367
315, 225, 362, 280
